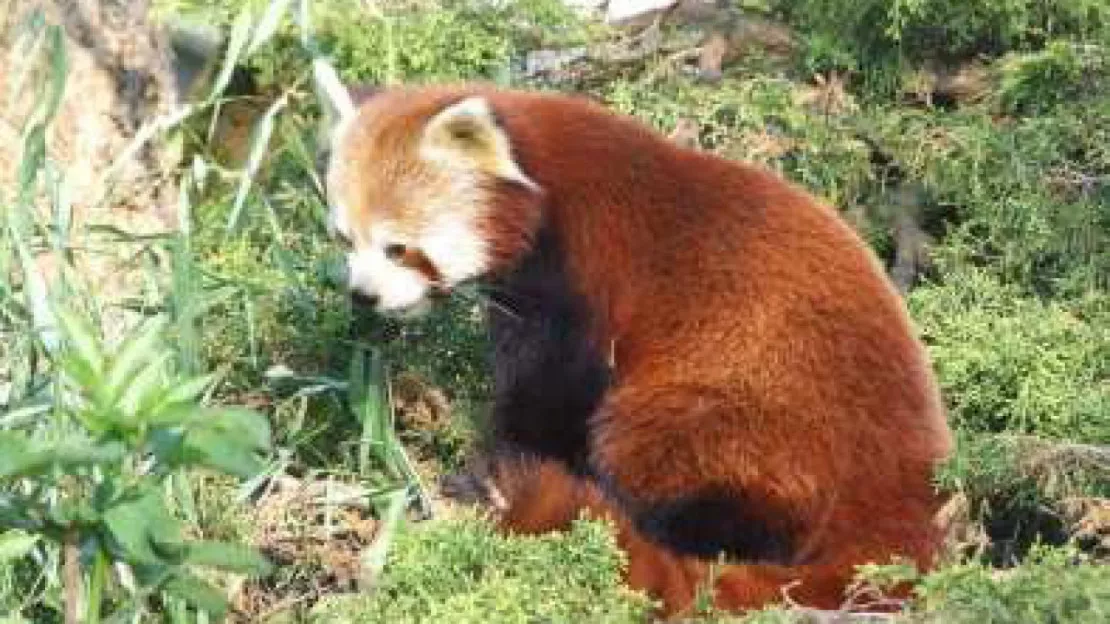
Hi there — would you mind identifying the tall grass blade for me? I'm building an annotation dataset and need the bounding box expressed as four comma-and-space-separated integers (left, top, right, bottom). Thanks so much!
358, 487, 406, 589
170, 180, 200, 375
295, 0, 315, 52
207, 4, 255, 103
8, 218, 58, 354
39, 24, 68, 126
101, 105, 196, 190
226, 93, 287, 233
247, 0, 295, 56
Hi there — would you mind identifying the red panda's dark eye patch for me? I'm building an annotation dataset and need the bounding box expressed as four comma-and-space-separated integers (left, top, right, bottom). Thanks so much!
384, 243, 407, 261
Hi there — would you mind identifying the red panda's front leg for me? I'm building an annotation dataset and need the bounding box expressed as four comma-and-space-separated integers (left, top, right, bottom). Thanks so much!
588, 383, 823, 566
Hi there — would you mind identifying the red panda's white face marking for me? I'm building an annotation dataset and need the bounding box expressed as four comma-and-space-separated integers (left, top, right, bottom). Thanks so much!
322, 92, 540, 317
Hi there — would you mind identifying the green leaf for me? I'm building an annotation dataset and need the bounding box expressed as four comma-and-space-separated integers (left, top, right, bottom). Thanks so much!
101, 488, 183, 566
40, 24, 68, 124
206, 407, 272, 452
0, 432, 34, 479
227, 93, 287, 233
181, 428, 265, 478
104, 317, 168, 406
53, 305, 105, 377
146, 402, 206, 429
0, 434, 125, 479
161, 572, 229, 618
147, 427, 186, 468
246, 0, 295, 56
207, 4, 254, 103
0, 530, 38, 562
184, 541, 272, 576
58, 355, 105, 406
16, 124, 46, 201
45, 498, 100, 528
51, 439, 127, 469
151, 406, 271, 450
0, 402, 51, 428
360, 487, 407, 588
117, 351, 172, 421
152, 373, 216, 410
151, 406, 273, 477
8, 211, 58, 352
147, 403, 273, 475
349, 347, 391, 477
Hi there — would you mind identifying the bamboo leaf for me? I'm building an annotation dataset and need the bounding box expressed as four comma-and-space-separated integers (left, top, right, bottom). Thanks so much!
101, 104, 196, 189
312, 57, 355, 125
0, 402, 51, 429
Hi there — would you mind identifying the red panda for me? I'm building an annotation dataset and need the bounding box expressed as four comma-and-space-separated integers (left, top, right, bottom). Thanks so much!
315, 79, 953, 618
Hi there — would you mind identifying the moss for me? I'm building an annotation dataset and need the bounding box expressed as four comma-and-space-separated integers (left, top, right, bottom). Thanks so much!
311, 514, 654, 624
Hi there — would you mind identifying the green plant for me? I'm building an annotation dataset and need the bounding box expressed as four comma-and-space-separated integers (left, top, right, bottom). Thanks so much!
913, 544, 1110, 622
910, 272, 1110, 443
997, 41, 1109, 115
778, 0, 1110, 61
311, 513, 654, 623
0, 305, 274, 621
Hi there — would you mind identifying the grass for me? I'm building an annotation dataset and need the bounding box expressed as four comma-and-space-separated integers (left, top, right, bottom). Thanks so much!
1, 0, 1108, 621
311, 514, 655, 623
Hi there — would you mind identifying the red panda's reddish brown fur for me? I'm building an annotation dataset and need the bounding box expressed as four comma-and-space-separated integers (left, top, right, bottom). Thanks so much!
325, 84, 953, 618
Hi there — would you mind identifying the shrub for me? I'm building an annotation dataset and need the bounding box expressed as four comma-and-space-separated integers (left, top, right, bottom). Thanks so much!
997, 41, 1110, 115
776, 0, 1110, 65
910, 273, 1110, 443
869, 100, 1110, 298
600, 77, 875, 215
0, 307, 274, 621
311, 514, 654, 623
913, 544, 1110, 623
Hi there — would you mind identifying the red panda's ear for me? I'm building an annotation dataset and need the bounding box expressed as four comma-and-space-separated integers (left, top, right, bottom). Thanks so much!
421, 97, 539, 191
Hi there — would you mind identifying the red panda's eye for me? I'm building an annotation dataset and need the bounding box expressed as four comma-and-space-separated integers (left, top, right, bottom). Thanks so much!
384, 244, 407, 261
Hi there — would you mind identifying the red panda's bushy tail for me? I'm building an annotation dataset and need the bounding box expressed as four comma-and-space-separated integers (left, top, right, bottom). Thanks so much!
488, 458, 912, 619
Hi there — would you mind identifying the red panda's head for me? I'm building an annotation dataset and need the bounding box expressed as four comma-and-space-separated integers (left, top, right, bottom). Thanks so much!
315, 71, 544, 317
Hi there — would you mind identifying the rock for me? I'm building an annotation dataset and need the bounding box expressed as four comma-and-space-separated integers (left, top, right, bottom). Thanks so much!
1, 1, 188, 342
524, 47, 589, 77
